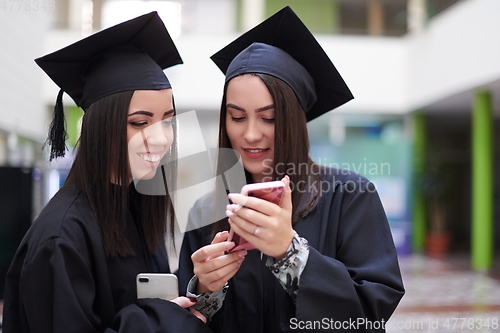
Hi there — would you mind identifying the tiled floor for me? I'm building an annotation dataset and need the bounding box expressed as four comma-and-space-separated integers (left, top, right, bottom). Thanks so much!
1, 254, 499, 332
387, 254, 500, 333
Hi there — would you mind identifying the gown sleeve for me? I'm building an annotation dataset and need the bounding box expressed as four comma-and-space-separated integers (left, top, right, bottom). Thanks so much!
185, 276, 228, 321
177, 198, 212, 298
265, 231, 309, 301
294, 180, 404, 330
15, 237, 211, 333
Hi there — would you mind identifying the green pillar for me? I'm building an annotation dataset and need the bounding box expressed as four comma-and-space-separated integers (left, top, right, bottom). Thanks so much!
265, 0, 340, 34
472, 90, 493, 271
236, 0, 242, 31
412, 112, 427, 253
66, 106, 84, 148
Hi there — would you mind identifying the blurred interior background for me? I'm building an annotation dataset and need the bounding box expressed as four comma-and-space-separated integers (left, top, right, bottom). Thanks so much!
1, 0, 499, 330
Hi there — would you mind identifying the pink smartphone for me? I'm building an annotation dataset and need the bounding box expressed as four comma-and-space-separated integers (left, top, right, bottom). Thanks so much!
228, 181, 285, 252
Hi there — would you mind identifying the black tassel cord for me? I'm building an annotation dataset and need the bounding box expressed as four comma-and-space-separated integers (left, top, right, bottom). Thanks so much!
44, 89, 68, 161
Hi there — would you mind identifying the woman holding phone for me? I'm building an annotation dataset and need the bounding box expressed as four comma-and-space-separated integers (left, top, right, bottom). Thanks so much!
178, 7, 404, 332
3, 13, 210, 333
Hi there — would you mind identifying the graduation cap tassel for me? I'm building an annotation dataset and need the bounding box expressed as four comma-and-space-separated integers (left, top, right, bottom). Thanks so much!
45, 89, 68, 161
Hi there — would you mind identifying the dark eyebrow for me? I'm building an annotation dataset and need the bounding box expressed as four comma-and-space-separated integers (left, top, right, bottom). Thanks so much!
226, 103, 245, 112
226, 104, 274, 113
256, 104, 274, 113
128, 111, 153, 117
128, 109, 175, 117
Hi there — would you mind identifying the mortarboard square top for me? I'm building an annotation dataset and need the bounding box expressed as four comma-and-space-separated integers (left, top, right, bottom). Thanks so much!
211, 6, 353, 122
36, 11, 183, 110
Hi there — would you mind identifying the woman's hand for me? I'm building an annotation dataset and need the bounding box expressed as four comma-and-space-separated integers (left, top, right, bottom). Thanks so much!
226, 175, 293, 260
191, 231, 247, 293
169, 297, 207, 323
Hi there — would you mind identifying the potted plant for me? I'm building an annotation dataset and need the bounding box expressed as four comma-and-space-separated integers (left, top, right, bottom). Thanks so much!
418, 155, 452, 258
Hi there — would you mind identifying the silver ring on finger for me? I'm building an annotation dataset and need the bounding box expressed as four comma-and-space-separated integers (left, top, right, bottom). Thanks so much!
253, 226, 261, 235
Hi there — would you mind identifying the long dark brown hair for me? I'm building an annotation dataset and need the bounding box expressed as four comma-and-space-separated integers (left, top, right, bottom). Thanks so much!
212, 73, 321, 236
65, 90, 176, 257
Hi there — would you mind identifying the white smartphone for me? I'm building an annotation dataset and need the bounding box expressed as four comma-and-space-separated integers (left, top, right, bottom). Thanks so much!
228, 180, 285, 252
136, 273, 178, 301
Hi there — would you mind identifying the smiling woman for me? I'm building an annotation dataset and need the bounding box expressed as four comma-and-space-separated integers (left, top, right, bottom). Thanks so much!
178, 6, 404, 333
127, 89, 175, 182
225, 74, 275, 183
2, 12, 210, 333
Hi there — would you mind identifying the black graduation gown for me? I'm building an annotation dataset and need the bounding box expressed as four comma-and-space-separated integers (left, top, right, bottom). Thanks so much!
177, 167, 404, 332
3, 185, 211, 333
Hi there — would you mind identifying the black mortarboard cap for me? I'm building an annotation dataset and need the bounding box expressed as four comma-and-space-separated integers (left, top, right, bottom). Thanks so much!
35, 11, 182, 160
211, 6, 353, 122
